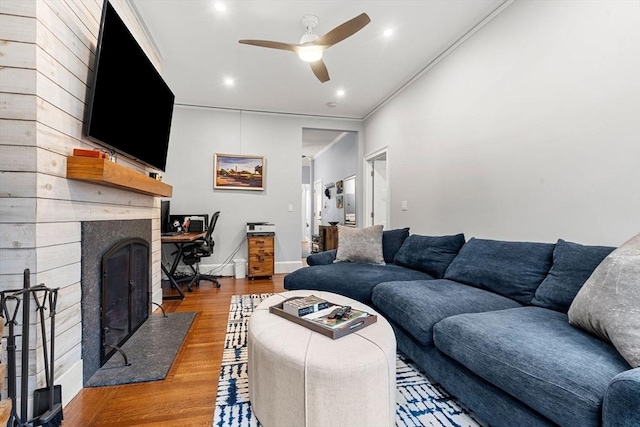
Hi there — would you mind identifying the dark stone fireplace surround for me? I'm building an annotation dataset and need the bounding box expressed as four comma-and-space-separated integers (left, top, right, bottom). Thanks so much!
81, 220, 152, 385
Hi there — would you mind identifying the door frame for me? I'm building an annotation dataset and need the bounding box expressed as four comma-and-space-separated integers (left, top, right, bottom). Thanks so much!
364, 147, 390, 228
301, 184, 311, 244
313, 178, 323, 235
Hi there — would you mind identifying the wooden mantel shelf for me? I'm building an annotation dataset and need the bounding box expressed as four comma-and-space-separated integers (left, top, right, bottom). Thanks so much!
66, 156, 173, 197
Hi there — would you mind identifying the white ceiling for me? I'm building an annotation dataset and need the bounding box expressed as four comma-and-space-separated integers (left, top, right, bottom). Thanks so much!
130, 0, 507, 155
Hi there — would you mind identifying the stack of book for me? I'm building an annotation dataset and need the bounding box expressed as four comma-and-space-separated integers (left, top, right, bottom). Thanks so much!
72, 148, 109, 159
283, 295, 330, 317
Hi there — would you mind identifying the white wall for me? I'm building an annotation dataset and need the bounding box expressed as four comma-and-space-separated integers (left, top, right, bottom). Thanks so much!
163, 106, 362, 273
364, 0, 640, 246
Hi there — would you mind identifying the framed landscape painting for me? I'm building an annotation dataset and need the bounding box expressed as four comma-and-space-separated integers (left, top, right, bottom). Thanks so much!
214, 154, 265, 190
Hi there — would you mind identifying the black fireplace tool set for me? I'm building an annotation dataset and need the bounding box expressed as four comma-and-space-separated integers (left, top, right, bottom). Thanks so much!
2, 269, 63, 427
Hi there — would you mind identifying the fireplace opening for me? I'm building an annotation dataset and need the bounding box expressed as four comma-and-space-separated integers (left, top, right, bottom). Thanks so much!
101, 237, 150, 366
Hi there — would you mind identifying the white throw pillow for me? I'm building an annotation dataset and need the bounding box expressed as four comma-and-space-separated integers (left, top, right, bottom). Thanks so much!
335, 225, 385, 265
568, 233, 640, 368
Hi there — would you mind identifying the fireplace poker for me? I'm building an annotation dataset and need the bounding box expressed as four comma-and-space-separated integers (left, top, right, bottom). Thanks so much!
32, 287, 62, 424
36, 288, 63, 427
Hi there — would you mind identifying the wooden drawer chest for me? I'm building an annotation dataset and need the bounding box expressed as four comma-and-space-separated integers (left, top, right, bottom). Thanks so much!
318, 225, 338, 252
248, 235, 274, 279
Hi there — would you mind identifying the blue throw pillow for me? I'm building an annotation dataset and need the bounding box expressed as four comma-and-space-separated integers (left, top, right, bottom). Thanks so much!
393, 233, 465, 278
531, 239, 615, 312
382, 227, 410, 263
444, 238, 554, 304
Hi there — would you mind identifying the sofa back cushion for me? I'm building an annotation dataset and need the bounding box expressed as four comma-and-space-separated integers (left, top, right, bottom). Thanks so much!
382, 227, 410, 264
531, 239, 615, 312
393, 233, 465, 278
443, 238, 554, 304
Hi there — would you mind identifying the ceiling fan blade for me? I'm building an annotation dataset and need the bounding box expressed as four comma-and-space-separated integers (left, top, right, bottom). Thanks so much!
314, 13, 371, 47
310, 59, 330, 83
239, 39, 298, 52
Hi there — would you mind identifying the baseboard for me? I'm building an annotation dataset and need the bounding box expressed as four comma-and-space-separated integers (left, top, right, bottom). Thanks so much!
275, 261, 303, 274
60, 359, 83, 407
151, 287, 163, 308
174, 260, 303, 278
173, 263, 233, 277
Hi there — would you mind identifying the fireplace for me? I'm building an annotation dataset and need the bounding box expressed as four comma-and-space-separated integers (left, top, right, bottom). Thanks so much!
81, 220, 152, 384
101, 238, 149, 365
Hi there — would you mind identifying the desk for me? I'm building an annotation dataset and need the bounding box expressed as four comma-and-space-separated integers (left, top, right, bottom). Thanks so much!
161, 232, 206, 299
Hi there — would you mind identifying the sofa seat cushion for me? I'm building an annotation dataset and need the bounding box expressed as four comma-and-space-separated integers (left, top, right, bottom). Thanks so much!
372, 279, 521, 347
433, 306, 631, 427
284, 263, 433, 304
444, 238, 554, 304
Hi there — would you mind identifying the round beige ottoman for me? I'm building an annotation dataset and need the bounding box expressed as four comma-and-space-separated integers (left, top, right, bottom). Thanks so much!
248, 290, 396, 427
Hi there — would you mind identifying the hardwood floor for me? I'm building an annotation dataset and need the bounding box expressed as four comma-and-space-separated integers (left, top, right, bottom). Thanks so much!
63, 275, 286, 426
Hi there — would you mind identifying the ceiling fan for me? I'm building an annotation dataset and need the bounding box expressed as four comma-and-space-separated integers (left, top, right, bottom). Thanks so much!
239, 13, 371, 83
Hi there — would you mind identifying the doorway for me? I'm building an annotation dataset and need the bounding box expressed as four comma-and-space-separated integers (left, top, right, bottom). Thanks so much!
365, 148, 389, 229
302, 127, 359, 245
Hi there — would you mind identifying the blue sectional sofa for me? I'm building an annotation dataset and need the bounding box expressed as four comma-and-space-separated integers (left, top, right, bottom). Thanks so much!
284, 230, 640, 427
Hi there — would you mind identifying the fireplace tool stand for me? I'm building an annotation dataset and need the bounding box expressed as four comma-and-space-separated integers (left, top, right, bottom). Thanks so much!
1, 269, 63, 427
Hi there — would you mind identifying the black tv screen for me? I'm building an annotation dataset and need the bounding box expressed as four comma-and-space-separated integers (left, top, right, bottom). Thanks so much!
85, 0, 175, 172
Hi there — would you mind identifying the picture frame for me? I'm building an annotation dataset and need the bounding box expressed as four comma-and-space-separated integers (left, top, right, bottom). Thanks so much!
336, 180, 344, 194
214, 153, 265, 190
336, 194, 344, 208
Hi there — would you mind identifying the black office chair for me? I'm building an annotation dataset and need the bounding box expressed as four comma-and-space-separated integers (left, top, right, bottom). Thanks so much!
181, 211, 221, 290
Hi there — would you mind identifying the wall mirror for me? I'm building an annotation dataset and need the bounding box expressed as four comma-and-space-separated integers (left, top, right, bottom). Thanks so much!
343, 175, 356, 227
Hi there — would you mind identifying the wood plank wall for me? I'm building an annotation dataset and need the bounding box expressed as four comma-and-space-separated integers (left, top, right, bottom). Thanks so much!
0, 0, 166, 407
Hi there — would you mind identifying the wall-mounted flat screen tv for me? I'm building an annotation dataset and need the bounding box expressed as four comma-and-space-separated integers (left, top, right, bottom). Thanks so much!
85, 0, 175, 172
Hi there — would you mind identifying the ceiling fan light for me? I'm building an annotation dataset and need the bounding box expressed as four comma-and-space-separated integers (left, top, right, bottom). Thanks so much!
298, 46, 323, 62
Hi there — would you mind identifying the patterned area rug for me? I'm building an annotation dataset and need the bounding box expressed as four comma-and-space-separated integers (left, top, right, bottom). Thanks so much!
212, 294, 486, 427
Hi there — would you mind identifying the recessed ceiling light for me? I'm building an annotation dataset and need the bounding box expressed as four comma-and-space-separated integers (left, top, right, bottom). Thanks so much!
214, 2, 226, 12
336, 89, 345, 97
383, 28, 394, 37
224, 77, 235, 86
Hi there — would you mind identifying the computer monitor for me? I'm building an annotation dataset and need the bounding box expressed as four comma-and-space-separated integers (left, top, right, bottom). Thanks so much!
169, 214, 209, 232
160, 200, 171, 233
